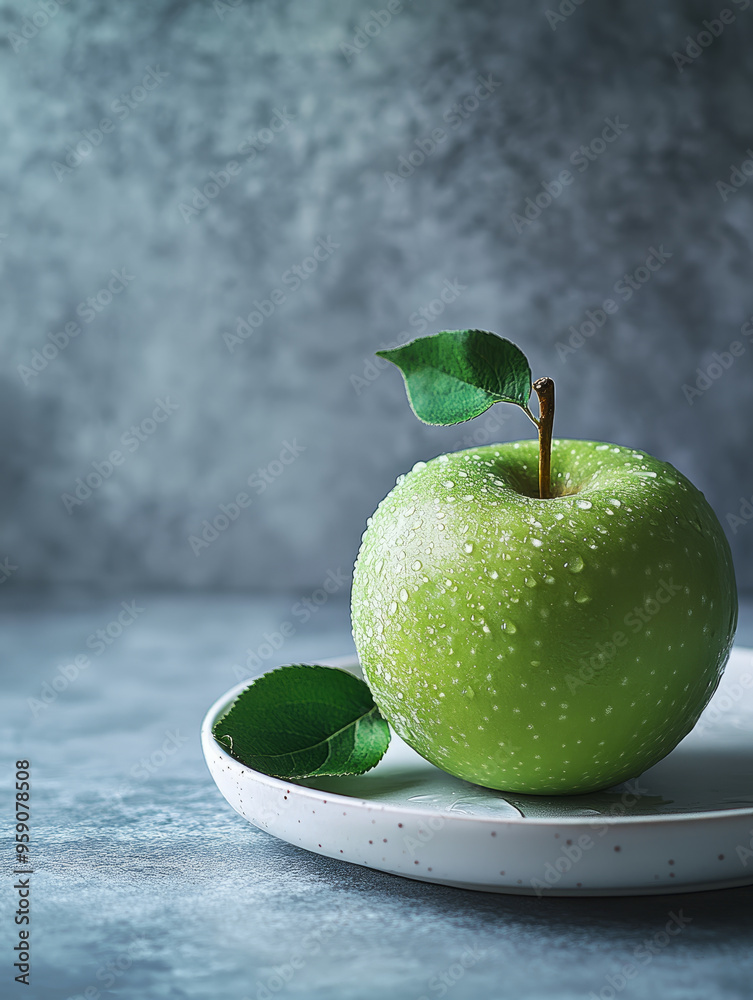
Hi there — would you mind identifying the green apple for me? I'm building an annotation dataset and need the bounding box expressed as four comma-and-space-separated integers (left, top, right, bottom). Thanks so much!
351, 333, 738, 794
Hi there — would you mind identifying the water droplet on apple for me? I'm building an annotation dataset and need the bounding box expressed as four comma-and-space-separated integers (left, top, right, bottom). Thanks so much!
504, 621, 517, 634
574, 590, 591, 604
524, 577, 537, 588
576, 499, 593, 510
375, 559, 383, 574
464, 542, 474, 554
443, 480, 455, 489
399, 588, 409, 603
531, 538, 543, 548
488, 569, 499, 580
463, 686, 475, 699
411, 560, 422, 571
404, 505, 416, 516
388, 601, 397, 615
567, 556, 584, 573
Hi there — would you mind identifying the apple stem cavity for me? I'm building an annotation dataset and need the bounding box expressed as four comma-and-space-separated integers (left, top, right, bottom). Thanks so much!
533, 376, 555, 500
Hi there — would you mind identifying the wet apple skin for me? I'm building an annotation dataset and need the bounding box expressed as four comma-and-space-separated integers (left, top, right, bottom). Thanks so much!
351, 439, 738, 794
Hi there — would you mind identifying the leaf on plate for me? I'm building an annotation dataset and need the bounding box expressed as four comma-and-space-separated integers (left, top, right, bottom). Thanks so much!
212, 664, 390, 779
376, 329, 532, 425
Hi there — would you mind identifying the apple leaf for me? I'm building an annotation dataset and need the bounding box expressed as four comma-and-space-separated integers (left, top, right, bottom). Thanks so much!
212, 664, 390, 779
376, 329, 532, 425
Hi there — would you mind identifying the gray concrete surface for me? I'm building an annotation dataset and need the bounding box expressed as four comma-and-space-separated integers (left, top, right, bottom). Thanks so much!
2, 590, 752, 1000
1, 0, 753, 593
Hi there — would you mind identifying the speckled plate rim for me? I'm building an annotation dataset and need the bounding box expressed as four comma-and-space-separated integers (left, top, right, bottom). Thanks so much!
201, 655, 753, 829
202, 651, 753, 895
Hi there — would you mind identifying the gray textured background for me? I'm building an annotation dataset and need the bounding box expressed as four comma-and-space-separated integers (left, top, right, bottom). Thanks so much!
2, 0, 752, 593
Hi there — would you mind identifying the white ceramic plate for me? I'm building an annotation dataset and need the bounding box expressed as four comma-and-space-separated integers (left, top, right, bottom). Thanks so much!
201, 647, 753, 896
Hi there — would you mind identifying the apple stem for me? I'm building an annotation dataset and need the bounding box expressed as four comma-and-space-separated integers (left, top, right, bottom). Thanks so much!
533, 376, 554, 499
